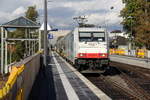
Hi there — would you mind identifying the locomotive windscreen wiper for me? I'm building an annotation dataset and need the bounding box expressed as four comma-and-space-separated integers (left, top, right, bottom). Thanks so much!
91, 33, 94, 41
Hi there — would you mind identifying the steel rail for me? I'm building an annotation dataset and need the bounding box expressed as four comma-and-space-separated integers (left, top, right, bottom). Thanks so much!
120, 73, 150, 100
101, 75, 144, 100
110, 61, 150, 99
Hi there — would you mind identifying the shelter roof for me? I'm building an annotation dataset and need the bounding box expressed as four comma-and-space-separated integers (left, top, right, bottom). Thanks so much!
1, 16, 40, 28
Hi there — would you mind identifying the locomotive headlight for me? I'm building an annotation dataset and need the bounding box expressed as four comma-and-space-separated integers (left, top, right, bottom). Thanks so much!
101, 54, 105, 57
80, 53, 84, 56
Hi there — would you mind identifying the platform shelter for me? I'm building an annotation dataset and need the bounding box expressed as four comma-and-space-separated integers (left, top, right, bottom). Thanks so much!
0, 16, 41, 74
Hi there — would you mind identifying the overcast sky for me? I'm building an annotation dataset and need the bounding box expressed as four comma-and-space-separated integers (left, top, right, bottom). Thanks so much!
0, 0, 124, 31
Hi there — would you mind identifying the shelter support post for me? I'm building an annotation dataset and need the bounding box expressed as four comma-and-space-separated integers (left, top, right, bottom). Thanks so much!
39, 30, 41, 51
31, 31, 33, 55
29, 29, 31, 56
25, 28, 28, 57
1, 27, 4, 74
5, 29, 8, 74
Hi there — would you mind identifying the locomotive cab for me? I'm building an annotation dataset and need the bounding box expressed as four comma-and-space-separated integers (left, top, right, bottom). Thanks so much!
75, 27, 109, 71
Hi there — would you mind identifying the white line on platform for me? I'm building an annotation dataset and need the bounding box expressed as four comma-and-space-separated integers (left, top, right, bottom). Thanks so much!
52, 52, 79, 100
56, 52, 112, 100
48, 64, 54, 65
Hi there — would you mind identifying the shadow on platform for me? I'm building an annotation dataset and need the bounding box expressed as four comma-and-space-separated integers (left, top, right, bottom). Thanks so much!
28, 56, 56, 100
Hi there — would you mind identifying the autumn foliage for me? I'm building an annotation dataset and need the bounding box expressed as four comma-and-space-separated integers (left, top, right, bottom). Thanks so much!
121, 0, 150, 49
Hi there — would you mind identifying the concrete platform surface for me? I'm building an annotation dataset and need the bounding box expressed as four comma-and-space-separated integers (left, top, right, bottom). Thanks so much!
110, 55, 150, 69
28, 52, 111, 100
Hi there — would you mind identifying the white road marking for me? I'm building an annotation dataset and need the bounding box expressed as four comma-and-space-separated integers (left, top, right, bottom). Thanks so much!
52, 52, 79, 100
56, 52, 112, 100
48, 64, 58, 66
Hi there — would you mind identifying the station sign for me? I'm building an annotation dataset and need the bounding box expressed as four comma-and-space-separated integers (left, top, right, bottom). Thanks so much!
48, 34, 53, 39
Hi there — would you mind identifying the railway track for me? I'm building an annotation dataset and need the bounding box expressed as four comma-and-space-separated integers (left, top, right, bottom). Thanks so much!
110, 61, 150, 80
85, 65, 150, 100
125, 71, 150, 95
86, 74, 135, 100
111, 61, 150, 95
119, 73, 150, 100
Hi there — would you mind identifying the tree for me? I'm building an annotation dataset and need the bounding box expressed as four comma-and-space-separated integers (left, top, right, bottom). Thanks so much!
25, 6, 38, 22
120, 0, 150, 49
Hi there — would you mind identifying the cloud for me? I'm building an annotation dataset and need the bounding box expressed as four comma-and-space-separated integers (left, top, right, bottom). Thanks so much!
0, 0, 125, 31
12, 6, 26, 16
0, 6, 26, 24
46, 0, 124, 30
48, 7, 75, 18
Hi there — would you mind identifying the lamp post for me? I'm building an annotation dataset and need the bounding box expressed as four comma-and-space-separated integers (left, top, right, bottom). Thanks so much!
110, 6, 117, 48
145, 0, 149, 61
44, 0, 48, 66
128, 16, 133, 53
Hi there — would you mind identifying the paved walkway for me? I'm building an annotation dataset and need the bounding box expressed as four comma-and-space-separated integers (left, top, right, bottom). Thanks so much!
110, 55, 150, 69
28, 52, 111, 100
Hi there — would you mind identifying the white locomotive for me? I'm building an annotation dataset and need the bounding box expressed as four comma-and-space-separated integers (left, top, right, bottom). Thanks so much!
56, 27, 109, 71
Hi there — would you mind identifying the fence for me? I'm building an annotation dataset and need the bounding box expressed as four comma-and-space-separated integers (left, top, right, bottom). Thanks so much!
110, 49, 150, 58
0, 51, 42, 100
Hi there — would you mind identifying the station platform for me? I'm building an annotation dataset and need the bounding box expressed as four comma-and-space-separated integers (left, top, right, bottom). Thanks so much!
29, 52, 111, 100
110, 55, 150, 69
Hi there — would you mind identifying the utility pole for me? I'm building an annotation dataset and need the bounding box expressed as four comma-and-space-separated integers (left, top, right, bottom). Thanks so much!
128, 16, 133, 52
145, 0, 149, 62
44, 0, 48, 66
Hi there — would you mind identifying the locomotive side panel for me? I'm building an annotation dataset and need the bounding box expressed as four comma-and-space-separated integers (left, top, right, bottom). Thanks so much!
73, 28, 80, 64
63, 31, 74, 63
56, 37, 64, 54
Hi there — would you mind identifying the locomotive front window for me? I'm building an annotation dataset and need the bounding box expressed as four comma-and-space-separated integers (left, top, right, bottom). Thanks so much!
93, 32, 105, 41
79, 32, 105, 42
79, 32, 91, 37
79, 32, 91, 42
93, 33, 104, 37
